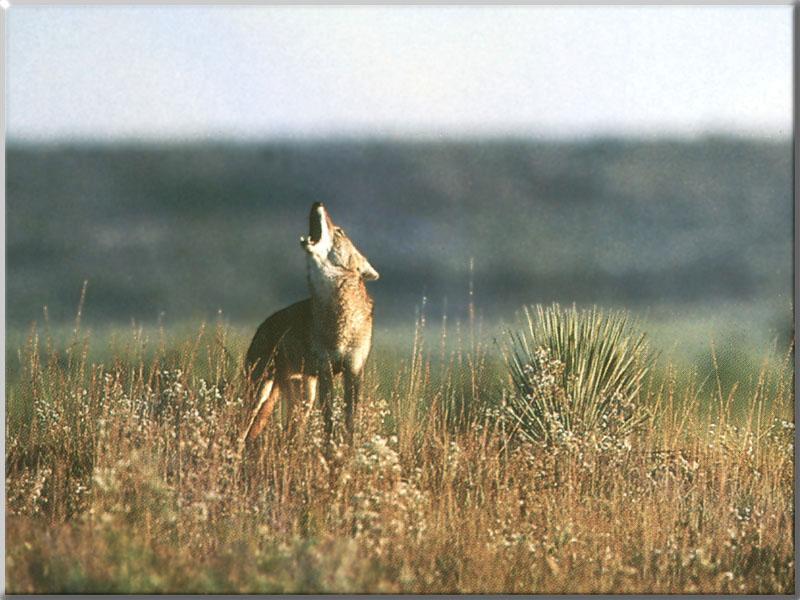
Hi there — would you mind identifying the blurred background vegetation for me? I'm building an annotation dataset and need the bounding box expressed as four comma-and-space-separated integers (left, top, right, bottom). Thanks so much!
6, 136, 793, 366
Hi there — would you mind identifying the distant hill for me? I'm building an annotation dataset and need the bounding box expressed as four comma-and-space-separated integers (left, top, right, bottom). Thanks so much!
6, 138, 792, 328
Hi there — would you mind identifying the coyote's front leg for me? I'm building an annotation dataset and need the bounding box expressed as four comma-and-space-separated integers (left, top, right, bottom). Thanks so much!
318, 362, 335, 446
343, 368, 361, 445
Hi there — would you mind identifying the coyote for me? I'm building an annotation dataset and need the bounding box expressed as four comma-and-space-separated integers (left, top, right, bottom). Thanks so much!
243, 202, 379, 446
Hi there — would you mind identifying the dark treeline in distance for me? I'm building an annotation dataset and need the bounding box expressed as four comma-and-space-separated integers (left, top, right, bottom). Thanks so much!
7, 138, 792, 329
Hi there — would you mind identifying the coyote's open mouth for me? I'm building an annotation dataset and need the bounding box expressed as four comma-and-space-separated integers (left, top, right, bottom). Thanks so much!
308, 206, 323, 245
300, 202, 330, 252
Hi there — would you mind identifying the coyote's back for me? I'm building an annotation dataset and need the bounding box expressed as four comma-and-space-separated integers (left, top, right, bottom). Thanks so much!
245, 299, 312, 386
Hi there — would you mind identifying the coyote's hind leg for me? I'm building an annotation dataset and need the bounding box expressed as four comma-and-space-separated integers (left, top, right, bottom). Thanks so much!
244, 379, 280, 442
294, 375, 318, 442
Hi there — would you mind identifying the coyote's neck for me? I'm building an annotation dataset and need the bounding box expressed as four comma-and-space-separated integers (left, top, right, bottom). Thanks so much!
307, 265, 373, 350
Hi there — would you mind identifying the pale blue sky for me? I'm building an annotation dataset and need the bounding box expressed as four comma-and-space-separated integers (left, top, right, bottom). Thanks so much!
7, 5, 793, 140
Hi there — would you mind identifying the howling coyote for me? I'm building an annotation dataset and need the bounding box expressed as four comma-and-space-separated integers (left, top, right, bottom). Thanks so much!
243, 202, 379, 445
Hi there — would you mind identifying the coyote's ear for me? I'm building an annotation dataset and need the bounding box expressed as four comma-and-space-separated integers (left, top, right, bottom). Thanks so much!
361, 261, 379, 281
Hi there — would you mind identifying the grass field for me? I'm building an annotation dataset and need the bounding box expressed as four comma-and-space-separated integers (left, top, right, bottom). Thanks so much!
5, 305, 794, 593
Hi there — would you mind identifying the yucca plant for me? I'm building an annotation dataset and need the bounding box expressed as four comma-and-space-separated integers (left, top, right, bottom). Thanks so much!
503, 304, 655, 445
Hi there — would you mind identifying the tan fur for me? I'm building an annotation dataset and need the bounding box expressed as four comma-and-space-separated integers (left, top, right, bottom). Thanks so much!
243, 203, 378, 445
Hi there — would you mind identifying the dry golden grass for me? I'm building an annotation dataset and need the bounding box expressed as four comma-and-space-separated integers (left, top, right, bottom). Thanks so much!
5, 312, 794, 594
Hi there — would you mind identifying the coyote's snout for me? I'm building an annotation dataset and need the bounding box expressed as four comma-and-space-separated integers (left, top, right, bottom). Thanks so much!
243, 202, 379, 446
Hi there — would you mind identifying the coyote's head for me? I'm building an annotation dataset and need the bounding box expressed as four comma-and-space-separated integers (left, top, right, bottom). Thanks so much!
300, 203, 379, 281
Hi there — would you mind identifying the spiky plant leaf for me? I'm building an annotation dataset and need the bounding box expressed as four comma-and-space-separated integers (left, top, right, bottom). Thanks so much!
503, 304, 655, 444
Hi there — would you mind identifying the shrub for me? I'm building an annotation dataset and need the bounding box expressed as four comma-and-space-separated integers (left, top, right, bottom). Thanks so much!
503, 304, 655, 445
